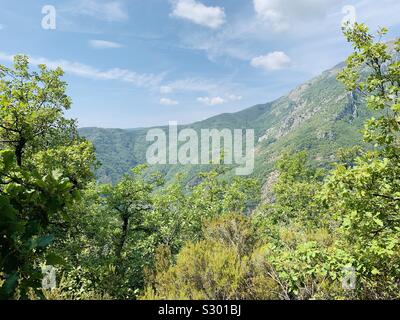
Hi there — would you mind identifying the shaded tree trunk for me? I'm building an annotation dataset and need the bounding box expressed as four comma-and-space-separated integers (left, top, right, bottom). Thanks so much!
15, 138, 26, 167
116, 215, 129, 260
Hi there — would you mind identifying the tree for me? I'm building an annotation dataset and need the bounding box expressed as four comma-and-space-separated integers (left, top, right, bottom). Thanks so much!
253, 152, 347, 300
105, 166, 162, 261
141, 214, 280, 300
186, 170, 259, 239
0, 56, 96, 299
0, 55, 76, 167
255, 151, 325, 229
98, 165, 163, 298
321, 24, 400, 299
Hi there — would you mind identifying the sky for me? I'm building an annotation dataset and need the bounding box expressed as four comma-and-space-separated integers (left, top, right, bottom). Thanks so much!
0, 0, 399, 128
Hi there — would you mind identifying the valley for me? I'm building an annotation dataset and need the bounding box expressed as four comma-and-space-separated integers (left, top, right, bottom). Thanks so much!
80, 62, 373, 187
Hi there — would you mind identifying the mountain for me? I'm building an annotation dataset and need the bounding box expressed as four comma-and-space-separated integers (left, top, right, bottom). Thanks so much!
79, 62, 374, 187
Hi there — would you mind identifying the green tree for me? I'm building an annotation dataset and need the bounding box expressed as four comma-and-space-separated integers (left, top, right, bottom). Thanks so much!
88, 165, 162, 298
255, 152, 325, 229
253, 152, 347, 300
0, 55, 76, 166
321, 24, 400, 299
0, 56, 96, 299
141, 214, 280, 300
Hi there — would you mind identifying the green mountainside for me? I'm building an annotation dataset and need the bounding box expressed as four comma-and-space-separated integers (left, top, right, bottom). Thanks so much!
79, 62, 374, 186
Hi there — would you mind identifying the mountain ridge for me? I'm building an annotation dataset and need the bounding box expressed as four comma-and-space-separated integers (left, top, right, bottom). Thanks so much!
79, 61, 374, 185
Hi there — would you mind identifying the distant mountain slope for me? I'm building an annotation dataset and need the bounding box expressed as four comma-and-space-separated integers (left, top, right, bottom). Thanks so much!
79, 62, 374, 185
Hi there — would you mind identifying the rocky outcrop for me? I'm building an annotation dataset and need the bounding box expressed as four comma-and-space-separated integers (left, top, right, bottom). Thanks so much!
335, 91, 359, 123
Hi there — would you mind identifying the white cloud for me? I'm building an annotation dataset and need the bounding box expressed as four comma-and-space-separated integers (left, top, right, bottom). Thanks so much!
197, 93, 243, 106
160, 77, 221, 94
171, 0, 226, 29
160, 79, 242, 104
197, 96, 226, 106
89, 40, 123, 49
251, 51, 291, 71
0, 25, 4, 31
160, 86, 173, 94
253, 0, 337, 31
62, 0, 128, 22
160, 98, 179, 106
0, 52, 164, 89
180, 30, 253, 61
227, 94, 243, 101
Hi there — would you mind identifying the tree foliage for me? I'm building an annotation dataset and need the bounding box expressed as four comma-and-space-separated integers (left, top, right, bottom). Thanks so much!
1, 23, 399, 301
0, 56, 96, 299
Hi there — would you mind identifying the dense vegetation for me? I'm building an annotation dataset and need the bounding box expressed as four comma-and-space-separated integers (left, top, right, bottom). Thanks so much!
1, 24, 399, 300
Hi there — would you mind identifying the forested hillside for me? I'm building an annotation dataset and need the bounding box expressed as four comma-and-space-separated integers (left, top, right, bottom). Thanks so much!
80, 62, 374, 186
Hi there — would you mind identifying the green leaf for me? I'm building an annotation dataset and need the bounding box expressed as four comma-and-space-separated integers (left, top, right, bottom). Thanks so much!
373, 218, 384, 227
392, 104, 400, 112
46, 253, 65, 266
1, 272, 18, 297
36, 234, 55, 248
371, 268, 380, 275
0, 150, 15, 169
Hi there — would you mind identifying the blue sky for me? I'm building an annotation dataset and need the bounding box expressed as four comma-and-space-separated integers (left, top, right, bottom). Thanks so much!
0, 0, 399, 128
